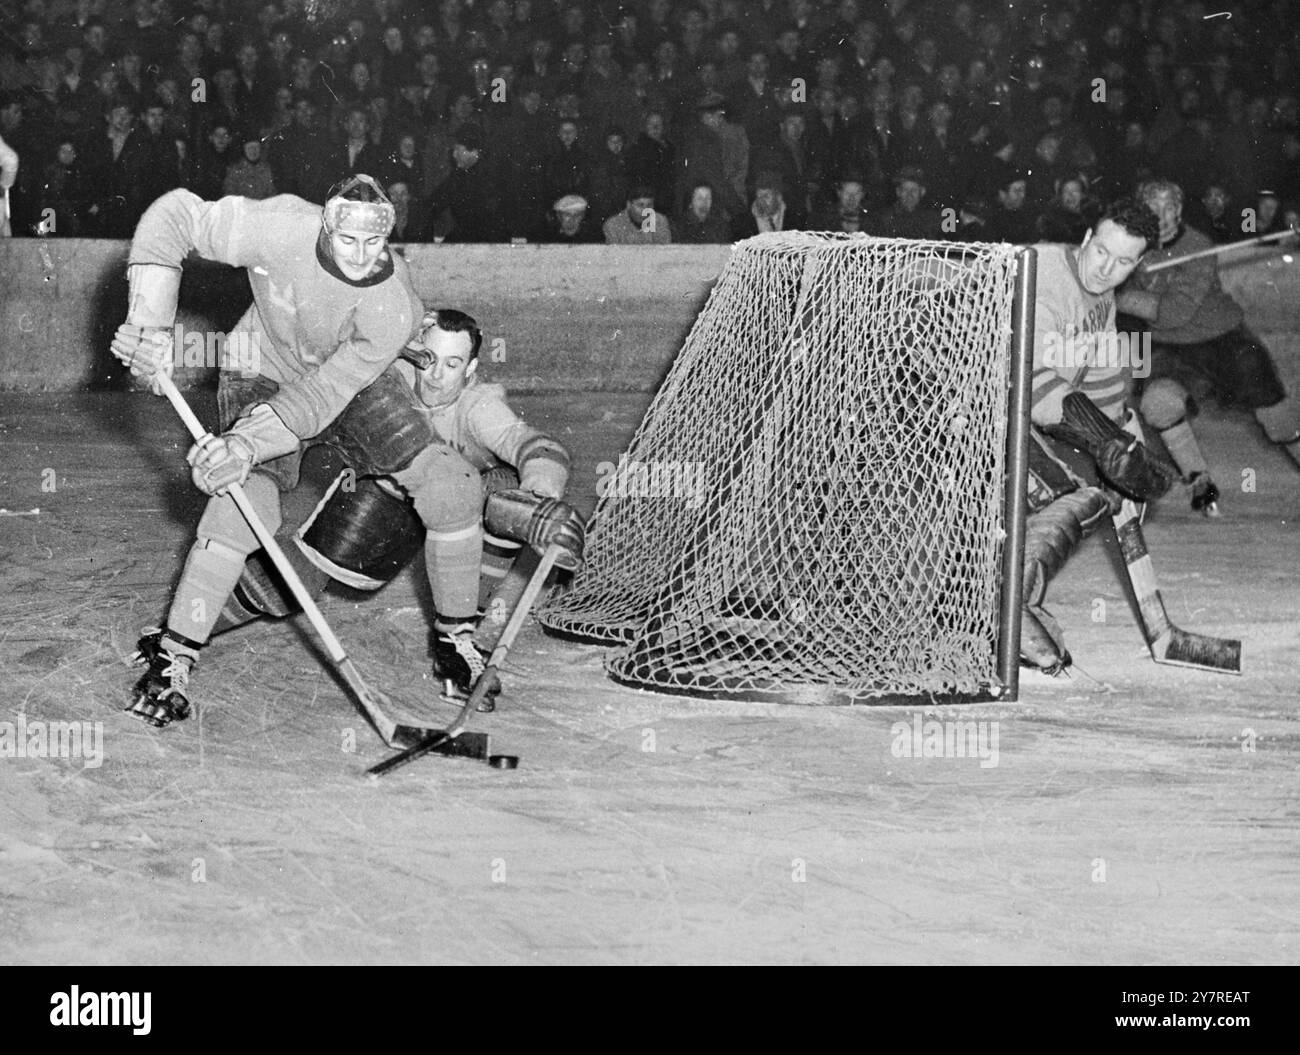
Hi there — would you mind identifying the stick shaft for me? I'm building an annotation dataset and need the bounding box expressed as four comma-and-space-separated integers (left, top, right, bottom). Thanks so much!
366, 541, 563, 778
1143, 228, 1297, 272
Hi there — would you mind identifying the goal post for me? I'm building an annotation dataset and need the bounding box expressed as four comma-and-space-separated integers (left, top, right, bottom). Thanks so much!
540, 233, 1037, 704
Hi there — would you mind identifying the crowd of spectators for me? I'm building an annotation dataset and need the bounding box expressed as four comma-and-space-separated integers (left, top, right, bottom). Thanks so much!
2, 0, 1299, 245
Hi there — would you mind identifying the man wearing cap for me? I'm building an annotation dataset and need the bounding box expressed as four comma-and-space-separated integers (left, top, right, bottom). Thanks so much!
107, 176, 493, 728
534, 194, 602, 243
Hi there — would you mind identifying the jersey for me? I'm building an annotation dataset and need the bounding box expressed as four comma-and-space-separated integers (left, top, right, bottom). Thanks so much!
127, 189, 424, 442
1030, 242, 1129, 425
1124, 224, 1244, 344
392, 364, 569, 499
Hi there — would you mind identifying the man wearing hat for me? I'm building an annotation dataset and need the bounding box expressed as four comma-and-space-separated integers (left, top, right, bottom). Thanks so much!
534, 194, 602, 243
676, 92, 749, 219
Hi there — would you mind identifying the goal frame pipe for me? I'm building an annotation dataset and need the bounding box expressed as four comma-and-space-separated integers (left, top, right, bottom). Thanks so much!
996, 247, 1037, 701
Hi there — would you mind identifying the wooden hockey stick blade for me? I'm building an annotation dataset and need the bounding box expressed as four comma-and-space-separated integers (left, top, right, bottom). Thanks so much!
1113, 499, 1243, 674
366, 541, 564, 779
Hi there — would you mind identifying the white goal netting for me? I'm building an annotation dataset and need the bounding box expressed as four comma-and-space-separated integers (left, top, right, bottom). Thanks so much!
539, 232, 1025, 703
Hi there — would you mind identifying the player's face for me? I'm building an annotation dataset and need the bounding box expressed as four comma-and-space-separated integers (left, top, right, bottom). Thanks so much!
1146, 190, 1182, 245
414, 328, 477, 408
328, 229, 387, 280
1077, 219, 1148, 294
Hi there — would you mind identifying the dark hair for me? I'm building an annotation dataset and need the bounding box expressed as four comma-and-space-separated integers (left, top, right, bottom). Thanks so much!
627, 182, 655, 202
1100, 195, 1160, 251
433, 308, 483, 359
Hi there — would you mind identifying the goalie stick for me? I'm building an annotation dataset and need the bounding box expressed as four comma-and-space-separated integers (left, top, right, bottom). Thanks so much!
366, 540, 564, 778
1111, 497, 1242, 673
155, 373, 436, 749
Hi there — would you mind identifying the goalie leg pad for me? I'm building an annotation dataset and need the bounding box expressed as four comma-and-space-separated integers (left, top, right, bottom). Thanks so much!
326, 367, 444, 476
1020, 486, 1111, 672
296, 472, 425, 590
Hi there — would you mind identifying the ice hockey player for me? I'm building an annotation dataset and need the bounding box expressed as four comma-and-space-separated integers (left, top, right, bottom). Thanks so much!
1022, 196, 1176, 672
206, 307, 586, 707
1115, 179, 1300, 515
109, 176, 545, 727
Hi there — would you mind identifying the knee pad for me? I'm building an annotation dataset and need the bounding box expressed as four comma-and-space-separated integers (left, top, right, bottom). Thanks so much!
1139, 377, 1191, 430
296, 471, 424, 590
195, 473, 282, 553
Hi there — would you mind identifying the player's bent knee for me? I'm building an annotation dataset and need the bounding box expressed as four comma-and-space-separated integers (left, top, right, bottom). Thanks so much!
394, 446, 483, 529
1139, 377, 1191, 430
195, 475, 282, 553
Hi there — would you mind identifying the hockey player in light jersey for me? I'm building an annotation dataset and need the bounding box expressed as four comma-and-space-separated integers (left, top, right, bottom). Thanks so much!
1020, 196, 1176, 672
109, 177, 577, 726
201, 307, 585, 708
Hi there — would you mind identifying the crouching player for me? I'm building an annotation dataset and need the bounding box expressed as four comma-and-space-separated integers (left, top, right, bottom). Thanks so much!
1021, 196, 1176, 672
206, 308, 585, 706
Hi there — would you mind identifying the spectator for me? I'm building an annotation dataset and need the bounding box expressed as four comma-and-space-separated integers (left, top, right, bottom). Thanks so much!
532, 193, 602, 244
587, 126, 630, 226
223, 131, 276, 199
323, 105, 387, 194
604, 183, 672, 244
38, 140, 92, 236
544, 117, 590, 203
868, 166, 941, 239
810, 174, 871, 234
431, 124, 502, 243
677, 92, 748, 219
986, 164, 1037, 244
675, 181, 731, 243
625, 110, 676, 216
751, 110, 812, 224
1036, 175, 1092, 244
82, 101, 147, 235
189, 122, 235, 201
1186, 181, 1238, 244
386, 180, 432, 242
0, 133, 17, 237
732, 171, 798, 238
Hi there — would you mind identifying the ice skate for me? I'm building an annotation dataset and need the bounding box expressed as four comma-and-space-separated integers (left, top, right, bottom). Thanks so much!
1188, 472, 1221, 517
127, 628, 202, 727
432, 621, 500, 711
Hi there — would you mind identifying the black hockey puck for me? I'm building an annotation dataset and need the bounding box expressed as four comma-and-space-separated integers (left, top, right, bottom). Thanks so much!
489, 754, 519, 770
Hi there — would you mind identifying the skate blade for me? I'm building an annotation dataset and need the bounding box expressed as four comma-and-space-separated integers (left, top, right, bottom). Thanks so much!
441, 678, 498, 712
124, 699, 180, 728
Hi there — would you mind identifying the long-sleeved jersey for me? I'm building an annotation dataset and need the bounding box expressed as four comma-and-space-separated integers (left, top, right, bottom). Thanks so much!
392, 364, 570, 499
128, 189, 424, 441
1030, 242, 1128, 425
1123, 224, 1244, 344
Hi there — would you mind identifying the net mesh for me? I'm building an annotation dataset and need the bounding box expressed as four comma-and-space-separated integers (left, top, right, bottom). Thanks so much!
539, 232, 1022, 702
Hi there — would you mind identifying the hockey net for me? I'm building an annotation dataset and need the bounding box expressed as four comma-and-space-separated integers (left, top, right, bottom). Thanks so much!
539, 232, 1027, 703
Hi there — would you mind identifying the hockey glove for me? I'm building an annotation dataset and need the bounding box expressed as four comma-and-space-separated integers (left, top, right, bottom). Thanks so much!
111, 323, 175, 394
1047, 392, 1176, 502
187, 404, 300, 496
485, 488, 586, 572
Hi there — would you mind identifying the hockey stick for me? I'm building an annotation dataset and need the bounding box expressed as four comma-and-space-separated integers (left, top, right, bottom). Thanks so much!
366, 540, 564, 778
1111, 497, 1242, 673
154, 373, 434, 748
1142, 226, 1299, 273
